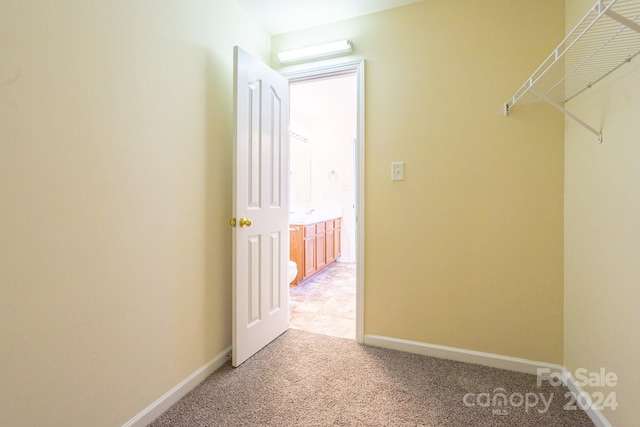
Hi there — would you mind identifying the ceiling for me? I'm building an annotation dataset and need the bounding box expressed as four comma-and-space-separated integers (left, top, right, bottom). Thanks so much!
237, 0, 426, 35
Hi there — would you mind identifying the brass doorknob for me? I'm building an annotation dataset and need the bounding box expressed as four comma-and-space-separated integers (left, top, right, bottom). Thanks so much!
239, 217, 252, 228
229, 218, 237, 228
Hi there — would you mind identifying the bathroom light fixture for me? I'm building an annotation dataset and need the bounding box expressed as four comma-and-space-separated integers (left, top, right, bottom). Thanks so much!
277, 40, 352, 64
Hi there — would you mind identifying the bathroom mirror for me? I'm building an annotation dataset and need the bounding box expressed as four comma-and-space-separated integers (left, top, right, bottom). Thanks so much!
290, 136, 311, 202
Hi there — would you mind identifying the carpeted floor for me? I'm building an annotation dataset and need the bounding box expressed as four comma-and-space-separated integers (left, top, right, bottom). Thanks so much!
150, 329, 594, 426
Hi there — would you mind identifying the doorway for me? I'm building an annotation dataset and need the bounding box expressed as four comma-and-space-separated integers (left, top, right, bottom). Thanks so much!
285, 61, 364, 342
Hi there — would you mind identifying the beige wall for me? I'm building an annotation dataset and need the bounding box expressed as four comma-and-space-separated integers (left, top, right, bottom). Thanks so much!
564, 1, 640, 425
273, 0, 566, 363
0, 1, 268, 425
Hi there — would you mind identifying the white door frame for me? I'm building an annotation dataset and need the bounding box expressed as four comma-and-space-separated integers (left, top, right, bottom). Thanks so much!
283, 60, 365, 343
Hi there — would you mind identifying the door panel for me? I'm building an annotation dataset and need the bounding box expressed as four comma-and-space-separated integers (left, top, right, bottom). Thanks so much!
247, 235, 260, 326
232, 46, 289, 367
269, 89, 282, 208
248, 81, 261, 209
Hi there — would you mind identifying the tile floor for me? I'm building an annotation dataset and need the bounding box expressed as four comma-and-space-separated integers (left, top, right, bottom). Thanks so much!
289, 262, 356, 339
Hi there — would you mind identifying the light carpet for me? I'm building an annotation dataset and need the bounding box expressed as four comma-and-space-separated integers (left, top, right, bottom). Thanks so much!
150, 329, 594, 426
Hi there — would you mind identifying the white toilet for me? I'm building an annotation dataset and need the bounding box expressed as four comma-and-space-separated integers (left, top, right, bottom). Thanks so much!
288, 260, 298, 284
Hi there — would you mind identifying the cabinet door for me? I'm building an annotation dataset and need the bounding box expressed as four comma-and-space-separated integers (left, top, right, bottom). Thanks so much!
316, 231, 326, 270
334, 219, 341, 259
304, 236, 316, 277
326, 228, 335, 263
303, 224, 316, 278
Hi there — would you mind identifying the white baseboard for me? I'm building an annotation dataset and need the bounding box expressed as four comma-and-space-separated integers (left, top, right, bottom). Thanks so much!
363, 334, 563, 375
122, 346, 231, 427
563, 368, 612, 427
365, 335, 613, 425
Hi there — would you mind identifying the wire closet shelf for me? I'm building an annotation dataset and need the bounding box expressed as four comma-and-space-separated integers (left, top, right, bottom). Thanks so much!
504, 0, 640, 143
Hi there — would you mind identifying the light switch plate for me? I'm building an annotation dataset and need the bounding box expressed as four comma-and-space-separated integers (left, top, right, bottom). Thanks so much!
391, 162, 404, 181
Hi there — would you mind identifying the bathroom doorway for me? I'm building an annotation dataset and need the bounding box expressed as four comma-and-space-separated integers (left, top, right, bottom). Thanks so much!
286, 64, 363, 341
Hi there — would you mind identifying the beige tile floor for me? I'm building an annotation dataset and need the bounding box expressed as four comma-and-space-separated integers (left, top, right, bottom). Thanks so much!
289, 262, 356, 339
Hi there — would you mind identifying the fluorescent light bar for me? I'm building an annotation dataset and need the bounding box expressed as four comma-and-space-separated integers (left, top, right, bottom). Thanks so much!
277, 40, 352, 64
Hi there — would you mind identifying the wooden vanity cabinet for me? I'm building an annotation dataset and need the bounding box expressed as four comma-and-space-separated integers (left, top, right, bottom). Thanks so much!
289, 217, 341, 286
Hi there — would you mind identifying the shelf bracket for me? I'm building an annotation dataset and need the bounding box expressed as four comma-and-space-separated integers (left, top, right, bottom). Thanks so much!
530, 88, 603, 143
604, 9, 640, 33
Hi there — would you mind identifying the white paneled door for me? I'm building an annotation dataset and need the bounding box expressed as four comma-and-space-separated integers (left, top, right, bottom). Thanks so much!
232, 47, 290, 367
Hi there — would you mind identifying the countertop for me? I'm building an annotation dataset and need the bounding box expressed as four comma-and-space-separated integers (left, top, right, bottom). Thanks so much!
289, 214, 341, 226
